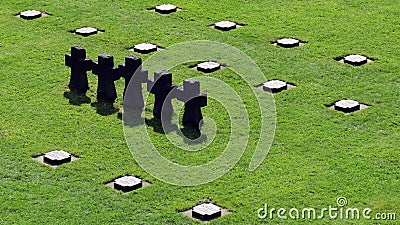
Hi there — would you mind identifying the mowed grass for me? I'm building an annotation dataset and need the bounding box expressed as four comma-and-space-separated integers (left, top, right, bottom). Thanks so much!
0, 0, 399, 224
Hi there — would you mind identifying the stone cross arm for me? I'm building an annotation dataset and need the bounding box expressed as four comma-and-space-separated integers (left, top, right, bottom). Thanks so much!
65, 53, 92, 70
118, 55, 148, 83
146, 70, 177, 94
65, 46, 92, 71
173, 86, 207, 107
91, 54, 120, 81
65, 46, 92, 93
90, 54, 120, 103
173, 78, 207, 106
173, 78, 207, 128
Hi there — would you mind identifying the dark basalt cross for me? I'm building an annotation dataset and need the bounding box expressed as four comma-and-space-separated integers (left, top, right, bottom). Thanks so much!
147, 71, 177, 123
118, 55, 148, 110
65, 46, 92, 93
92, 54, 120, 103
173, 78, 207, 128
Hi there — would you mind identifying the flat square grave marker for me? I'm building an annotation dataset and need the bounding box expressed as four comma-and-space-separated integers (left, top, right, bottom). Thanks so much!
114, 176, 142, 192
256, 79, 296, 94
32, 150, 79, 167
129, 43, 161, 54
183, 203, 231, 222
327, 99, 369, 113
17, 10, 50, 20
151, 4, 182, 14
336, 54, 373, 66
72, 27, 103, 37
105, 175, 150, 193
272, 38, 305, 48
195, 61, 222, 73
211, 21, 244, 31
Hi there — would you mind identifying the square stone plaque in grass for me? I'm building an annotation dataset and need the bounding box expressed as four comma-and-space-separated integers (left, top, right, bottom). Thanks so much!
32, 150, 79, 167
16, 10, 51, 20
335, 54, 374, 66
105, 175, 150, 193
327, 99, 369, 114
148, 4, 183, 14
255, 79, 296, 94
193, 61, 223, 73
71, 27, 104, 37
271, 38, 306, 48
182, 203, 231, 222
210, 21, 245, 31
152, 4, 183, 14
128, 43, 162, 54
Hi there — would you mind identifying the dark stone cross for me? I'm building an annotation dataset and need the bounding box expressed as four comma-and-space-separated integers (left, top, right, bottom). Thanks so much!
118, 55, 148, 109
147, 71, 176, 123
92, 54, 120, 103
173, 78, 207, 128
65, 46, 92, 93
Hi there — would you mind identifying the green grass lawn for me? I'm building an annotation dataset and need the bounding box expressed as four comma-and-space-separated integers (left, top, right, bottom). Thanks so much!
0, 0, 399, 224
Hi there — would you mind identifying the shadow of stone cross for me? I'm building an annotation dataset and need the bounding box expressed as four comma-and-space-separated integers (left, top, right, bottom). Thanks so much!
92, 54, 120, 103
65, 46, 92, 93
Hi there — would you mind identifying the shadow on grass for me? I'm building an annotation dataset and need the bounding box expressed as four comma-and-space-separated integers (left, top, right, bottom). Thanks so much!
179, 125, 208, 145
144, 117, 178, 134
64, 91, 91, 105
91, 102, 119, 116
180, 126, 201, 139
120, 112, 207, 144
119, 110, 146, 127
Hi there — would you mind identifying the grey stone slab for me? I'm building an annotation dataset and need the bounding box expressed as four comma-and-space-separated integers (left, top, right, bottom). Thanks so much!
262, 80, 287, 93
214, 21, 237, 31
114, 176, 142, 192
196, 61, 221, 73
182, 203, 231, 222
73, 27, 102, 36
105, 176, 150, 193
43, 150, 72, 165
328, 99, 369, 114
273, 38, 305, 48
155, 4, 180, 14
33, 151, 79, 167
334, 99, 360, 113
343, 54, 368, 66
256, 80, 296, 94
17, 10, 50, 20
20, 10, 42, 19
336, 54, 373, 66
130, 43, 159, 54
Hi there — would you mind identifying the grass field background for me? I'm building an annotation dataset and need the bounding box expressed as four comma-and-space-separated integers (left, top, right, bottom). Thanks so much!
0, 0, 399, 224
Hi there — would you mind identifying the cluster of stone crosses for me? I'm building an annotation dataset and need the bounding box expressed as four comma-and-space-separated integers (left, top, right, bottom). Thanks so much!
65, 45, 207, 129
